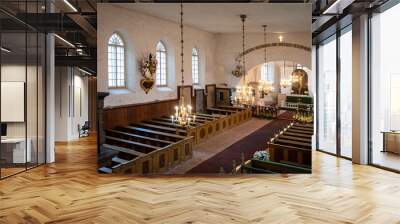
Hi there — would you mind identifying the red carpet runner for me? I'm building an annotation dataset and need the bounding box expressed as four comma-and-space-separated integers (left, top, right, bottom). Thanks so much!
187, 112, 293, 174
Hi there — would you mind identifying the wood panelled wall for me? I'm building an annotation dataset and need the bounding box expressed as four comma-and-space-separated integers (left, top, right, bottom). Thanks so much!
103, 99, 179, 130
206, 84, 216, 108
88, 77, 97, 132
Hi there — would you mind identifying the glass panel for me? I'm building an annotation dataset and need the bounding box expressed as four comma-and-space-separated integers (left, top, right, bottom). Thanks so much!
340, 28, 352, 158
38, 32, 46, 165
317, 36, 337, 154
27, 31, 38, 169
1, 31, 28, 177
371, 3, 400, 171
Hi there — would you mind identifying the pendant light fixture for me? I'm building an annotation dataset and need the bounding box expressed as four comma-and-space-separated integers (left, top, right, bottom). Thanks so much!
259, 25, 273, 96
233, 14, 254, 106
171, 2, 196, 126
280, 60, 291, 89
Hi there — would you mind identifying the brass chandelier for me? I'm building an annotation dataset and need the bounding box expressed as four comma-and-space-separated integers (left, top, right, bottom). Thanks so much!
171, 2, 196, 126
258, 24, 274, 96
233, 14, 254, 106
280, 60, 292, 89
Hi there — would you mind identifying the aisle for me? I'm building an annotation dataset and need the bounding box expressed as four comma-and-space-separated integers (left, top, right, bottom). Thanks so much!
187, 115, 292, 174
164, 118, 271, 174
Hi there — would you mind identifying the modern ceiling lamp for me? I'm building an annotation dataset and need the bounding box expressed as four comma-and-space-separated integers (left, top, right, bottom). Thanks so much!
171, 2, 196, 126
233, 14, 254, 107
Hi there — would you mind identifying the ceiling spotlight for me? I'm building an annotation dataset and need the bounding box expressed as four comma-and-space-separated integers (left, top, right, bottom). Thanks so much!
63, 0, 78, 12
279, 35, 283, 42
1, 47, 11, 53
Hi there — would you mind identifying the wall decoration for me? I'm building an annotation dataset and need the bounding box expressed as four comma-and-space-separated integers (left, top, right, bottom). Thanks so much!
140, 53, 157, 94
291, 68, 309, 95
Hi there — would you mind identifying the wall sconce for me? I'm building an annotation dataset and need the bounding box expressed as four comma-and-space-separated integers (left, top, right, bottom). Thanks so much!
279, 35, 283, 42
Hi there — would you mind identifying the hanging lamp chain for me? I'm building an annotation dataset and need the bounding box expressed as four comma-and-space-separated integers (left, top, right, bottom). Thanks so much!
180, 2, 184, 88
263, 25, 267, 65
240, 14, 246, 83
263, 25, 267, 83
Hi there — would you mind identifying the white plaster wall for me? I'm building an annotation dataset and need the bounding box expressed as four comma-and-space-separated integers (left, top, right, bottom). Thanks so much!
215, 32, 311, 88
97, 4, 311, 107
1, 64, 46, 163
54, 67, 89, 141
97, 4, 218, 107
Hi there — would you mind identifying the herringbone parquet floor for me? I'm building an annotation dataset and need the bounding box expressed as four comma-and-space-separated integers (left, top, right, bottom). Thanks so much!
1, 135, 400, 224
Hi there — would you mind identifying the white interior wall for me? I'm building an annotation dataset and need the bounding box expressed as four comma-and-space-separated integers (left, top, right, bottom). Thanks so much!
215, 33, 311, 88
245, 61, 312, 96
1, 65, 39, 138
1, 64, 45, 164
97, 4, 312, 107
97, 4, 218, 107
54, 67, 89, 141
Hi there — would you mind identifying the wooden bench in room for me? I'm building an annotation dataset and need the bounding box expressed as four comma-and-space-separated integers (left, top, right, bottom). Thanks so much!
208, 106, 252, 128
237, 122, 313, 174
98, 126, 194, 174
99, 106, 252, 174
268, 123, 313, 167
217, 106, 252, 124
239, 159, 311, 174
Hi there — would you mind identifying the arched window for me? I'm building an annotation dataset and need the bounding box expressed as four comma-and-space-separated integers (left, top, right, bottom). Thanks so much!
192, 48, 199, 85
108, 33, 125, 88
156, 41, 167, 86
261, 62, 274, 83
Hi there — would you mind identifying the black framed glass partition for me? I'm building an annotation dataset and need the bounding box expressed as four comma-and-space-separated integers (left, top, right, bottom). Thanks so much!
370, 2, 400, 171
339, 26, 352, 159
0, 1, 47, 179
317, 35, 337, 155
316, 24, 353, 159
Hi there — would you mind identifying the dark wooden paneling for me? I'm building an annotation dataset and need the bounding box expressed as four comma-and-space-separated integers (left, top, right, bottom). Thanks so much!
103, 99, 178, 130
195, 89, 205, 113
216, 88, 231, 107
88, 77, 97, 132
206, 84, 216, 108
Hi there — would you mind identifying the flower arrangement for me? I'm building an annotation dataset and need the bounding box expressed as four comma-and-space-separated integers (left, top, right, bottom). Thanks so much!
253, 150, 269, 161
140, 53, 157, 94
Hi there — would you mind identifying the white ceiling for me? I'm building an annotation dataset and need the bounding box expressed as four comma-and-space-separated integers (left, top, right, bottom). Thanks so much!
115, 3, 311, 34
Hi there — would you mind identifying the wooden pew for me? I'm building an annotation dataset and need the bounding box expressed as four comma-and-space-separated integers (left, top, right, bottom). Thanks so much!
196, 112, 224, 118
281, 131, 312, 138
284, 128, 313, 135
273, 138, 311, 149
215, 106, 251, 125
291, 125, 313, 132
100, 126, 194, 174
207, 107, 235, 115
240, 159, 311, 174
134, 122, 188, 136
105, 136, 161, 154
267, 122, 313, 166
278, 134, 312, 144
268, 142, 311, 166
292, 123, 314, 129
105, 129, 174, 146
121, 126, 185, 141
100, 104, 252, 174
